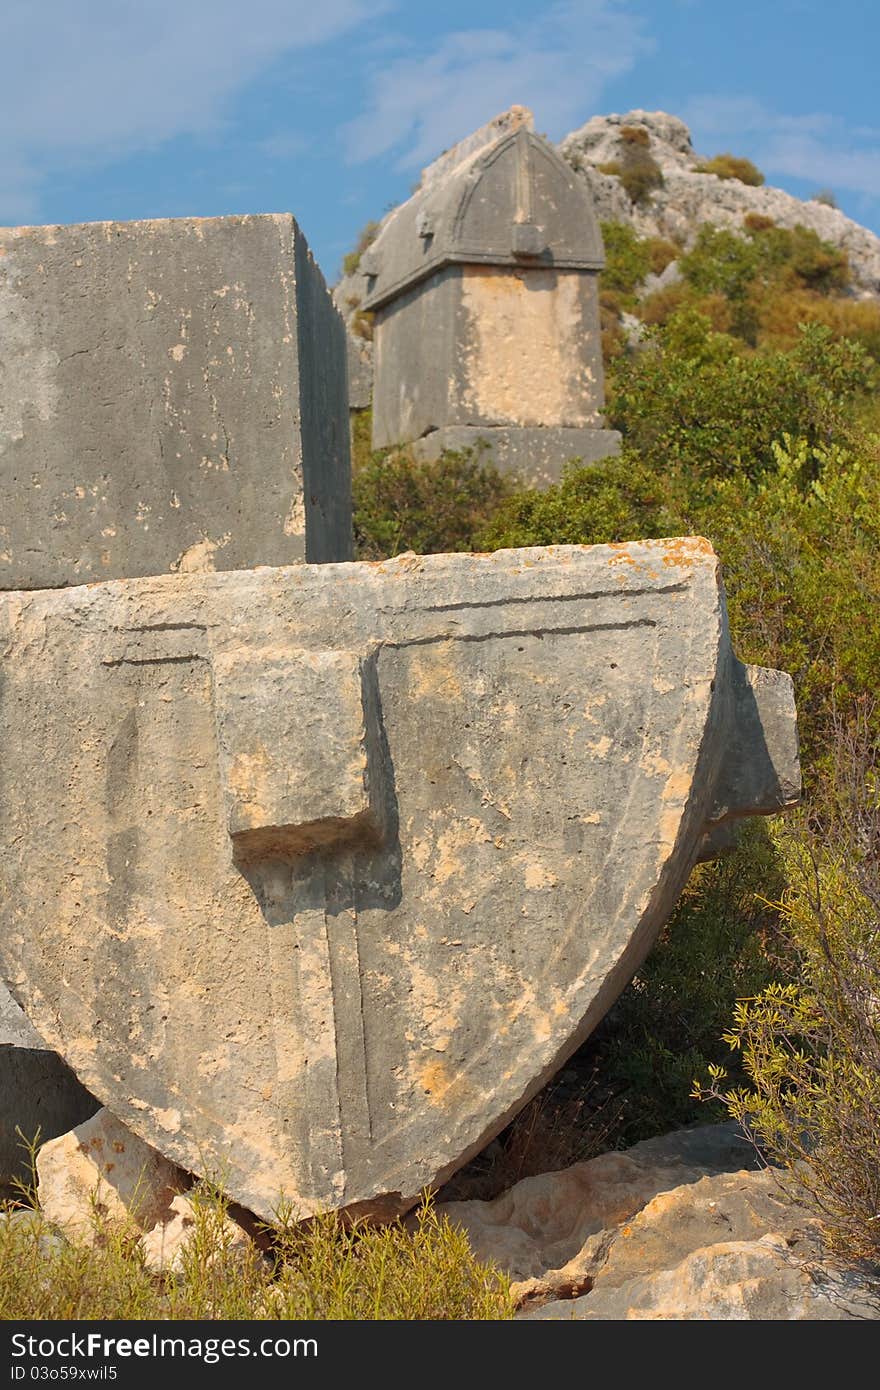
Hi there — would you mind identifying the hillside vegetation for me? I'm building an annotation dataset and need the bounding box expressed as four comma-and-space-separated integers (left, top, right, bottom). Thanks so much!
352, 216, 880, 1265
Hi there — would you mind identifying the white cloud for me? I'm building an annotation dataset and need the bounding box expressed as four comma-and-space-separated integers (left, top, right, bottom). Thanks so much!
686, 95, 880, 200
342, 1, 651, 169
0, 0, 387, 221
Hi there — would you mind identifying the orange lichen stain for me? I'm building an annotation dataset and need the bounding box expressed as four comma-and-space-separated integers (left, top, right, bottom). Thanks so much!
662, 768, 692, 802
606, 543, 637, 566
417, 1058, 467, 1106
659, 535, 715, 568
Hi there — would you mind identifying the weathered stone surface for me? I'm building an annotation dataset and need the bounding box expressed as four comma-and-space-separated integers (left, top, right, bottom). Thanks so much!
0, 539, 799, 1220
439, 1123, 880, 1319
139, 1191, 255, 1273
36, 1108, 187, 1240
0, 212, 351, 590
346, 332, 373, 412
1, 986, 98, 1196
412, 425, 620, 488
362, 110, 619, 479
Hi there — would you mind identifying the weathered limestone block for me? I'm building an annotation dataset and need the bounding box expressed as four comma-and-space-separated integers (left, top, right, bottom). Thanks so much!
139, 1191, 257, 1273
362, 108, 620, 484
0, 539, 799, 1221
0, 212, 351, 590
36, 1108, 187, 1241
0, 208, 352, 1182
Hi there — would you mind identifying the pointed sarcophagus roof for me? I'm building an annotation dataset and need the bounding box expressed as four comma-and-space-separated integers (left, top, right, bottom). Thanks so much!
361, 108, 605, 312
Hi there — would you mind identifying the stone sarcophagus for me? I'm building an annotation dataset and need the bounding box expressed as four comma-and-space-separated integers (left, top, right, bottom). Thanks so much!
0, 539, 799, 1220
362, 107, 621, 485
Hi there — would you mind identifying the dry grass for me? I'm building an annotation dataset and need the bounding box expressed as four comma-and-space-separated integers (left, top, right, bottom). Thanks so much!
0, 1178, 514, 1321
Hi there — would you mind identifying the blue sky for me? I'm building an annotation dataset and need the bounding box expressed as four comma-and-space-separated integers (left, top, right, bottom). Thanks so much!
4, 1, 880, 283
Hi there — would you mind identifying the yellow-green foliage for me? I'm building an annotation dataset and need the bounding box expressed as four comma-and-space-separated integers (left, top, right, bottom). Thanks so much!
346, 278, 880, 1207
0, 1187, 513, 1321
694, 782, 880, 1265
696, 152, 765, 185
600, 220, 652, 295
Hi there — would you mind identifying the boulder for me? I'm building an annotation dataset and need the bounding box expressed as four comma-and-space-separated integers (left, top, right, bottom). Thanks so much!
36, 1108, 187, 1241
559, 110, 880, 297
435, 1122, 880, 1320
139, 1191, 256, 1273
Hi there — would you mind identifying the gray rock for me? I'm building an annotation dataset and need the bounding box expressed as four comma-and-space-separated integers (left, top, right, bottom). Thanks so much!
0, 538, 798, 1221
36, 1107, 187, 1241
362, 109, 618, 480
560, 109, 880, 297
0, 212, 352, 591
0, 209, 353, 1184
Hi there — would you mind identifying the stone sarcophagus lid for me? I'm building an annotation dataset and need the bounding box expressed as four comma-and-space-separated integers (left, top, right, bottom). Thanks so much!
362, 107, 621, 485
0, 538, 799, 1220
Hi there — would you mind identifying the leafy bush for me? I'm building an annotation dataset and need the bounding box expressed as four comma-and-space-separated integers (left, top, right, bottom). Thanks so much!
600, 220, 652, 295
353, 442, 512, 560
599, 823, 788, 1143
608, 314, 875, 484
696, 153, 765, 185
599, 132, 665, 207
599, 222, 679, 301
695, 733, 880, 1265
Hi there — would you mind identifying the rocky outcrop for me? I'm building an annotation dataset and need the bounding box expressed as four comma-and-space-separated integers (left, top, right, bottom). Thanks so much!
559, 110, 880, 298
437, 1123, 880, 1320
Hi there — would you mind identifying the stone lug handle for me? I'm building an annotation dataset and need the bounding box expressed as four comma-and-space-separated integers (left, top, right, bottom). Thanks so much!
700, 661, 801, 860
213, 647, 387, 863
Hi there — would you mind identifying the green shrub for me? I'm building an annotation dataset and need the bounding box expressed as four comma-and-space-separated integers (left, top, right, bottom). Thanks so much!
696, 153, 765, 185
599, 133, 665, 207
619, 152, 665, 206
608, 314, 875, 484
599, 822, 788, 1143
646, 236, 679, 275
600, 220, 652, 295
353, 444, 512, 560
677, 223, 851, 344
477, 448, 683, 552
695, 754, 880, 1266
